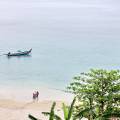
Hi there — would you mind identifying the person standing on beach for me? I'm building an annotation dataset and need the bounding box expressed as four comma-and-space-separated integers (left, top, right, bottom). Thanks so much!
32, 91, 39, 101
36, 91, 39, 101
33, 92, 36, 101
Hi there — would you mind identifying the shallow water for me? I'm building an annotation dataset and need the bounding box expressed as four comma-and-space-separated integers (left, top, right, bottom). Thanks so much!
0, 0, 120, 89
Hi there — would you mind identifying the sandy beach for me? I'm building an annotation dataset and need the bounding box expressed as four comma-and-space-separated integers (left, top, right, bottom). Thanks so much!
0, 100, 63, 120
0, 87, 73, 120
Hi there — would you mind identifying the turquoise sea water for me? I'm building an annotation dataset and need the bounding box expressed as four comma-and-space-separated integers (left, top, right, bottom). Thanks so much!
0, 0, 120, 89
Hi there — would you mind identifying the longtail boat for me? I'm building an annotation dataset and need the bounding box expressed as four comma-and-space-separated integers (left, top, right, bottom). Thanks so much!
7, 49, 32, 56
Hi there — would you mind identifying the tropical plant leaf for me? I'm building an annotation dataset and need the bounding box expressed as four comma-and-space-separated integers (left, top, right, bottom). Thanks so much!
67, 98, 76, 120
28, 114, 38, 120
49, 102, 56, 120
42, 112, 62, 120
42, 112, 50, 116
62, 103, 68, 120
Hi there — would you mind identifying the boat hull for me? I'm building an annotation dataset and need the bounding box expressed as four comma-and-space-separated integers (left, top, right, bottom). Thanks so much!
7, 49, 32, 56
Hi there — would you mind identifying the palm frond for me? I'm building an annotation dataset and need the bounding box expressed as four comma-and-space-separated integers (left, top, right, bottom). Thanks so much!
62, 103, 68, 120
42, 112, 62, 120
28, 114, 38, 120
42, 112, 50, 116
49, 102, 56, 120
67, 97, 76, 120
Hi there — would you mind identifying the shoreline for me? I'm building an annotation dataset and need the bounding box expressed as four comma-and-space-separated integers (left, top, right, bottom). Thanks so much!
0, 87, 73, 120
0, 87, 73, 102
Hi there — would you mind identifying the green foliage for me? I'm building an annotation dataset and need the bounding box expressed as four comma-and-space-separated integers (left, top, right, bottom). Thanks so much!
42, 98, 76, 120
67, 69, 120, 120
28, 114, 38, 120
62, 103, 68, 120
49, 102, 56, 120
28, 69, 120, 120
67, 98, 76, 120
42, 102, 62, 120
42, 112, 62, 120
62, 98, 76, 120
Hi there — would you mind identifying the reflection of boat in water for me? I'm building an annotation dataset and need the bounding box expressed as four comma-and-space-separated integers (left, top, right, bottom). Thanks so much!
7, 49, 32, 56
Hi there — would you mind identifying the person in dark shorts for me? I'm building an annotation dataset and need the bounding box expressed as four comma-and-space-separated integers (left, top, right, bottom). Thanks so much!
32, 91, 39, 101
